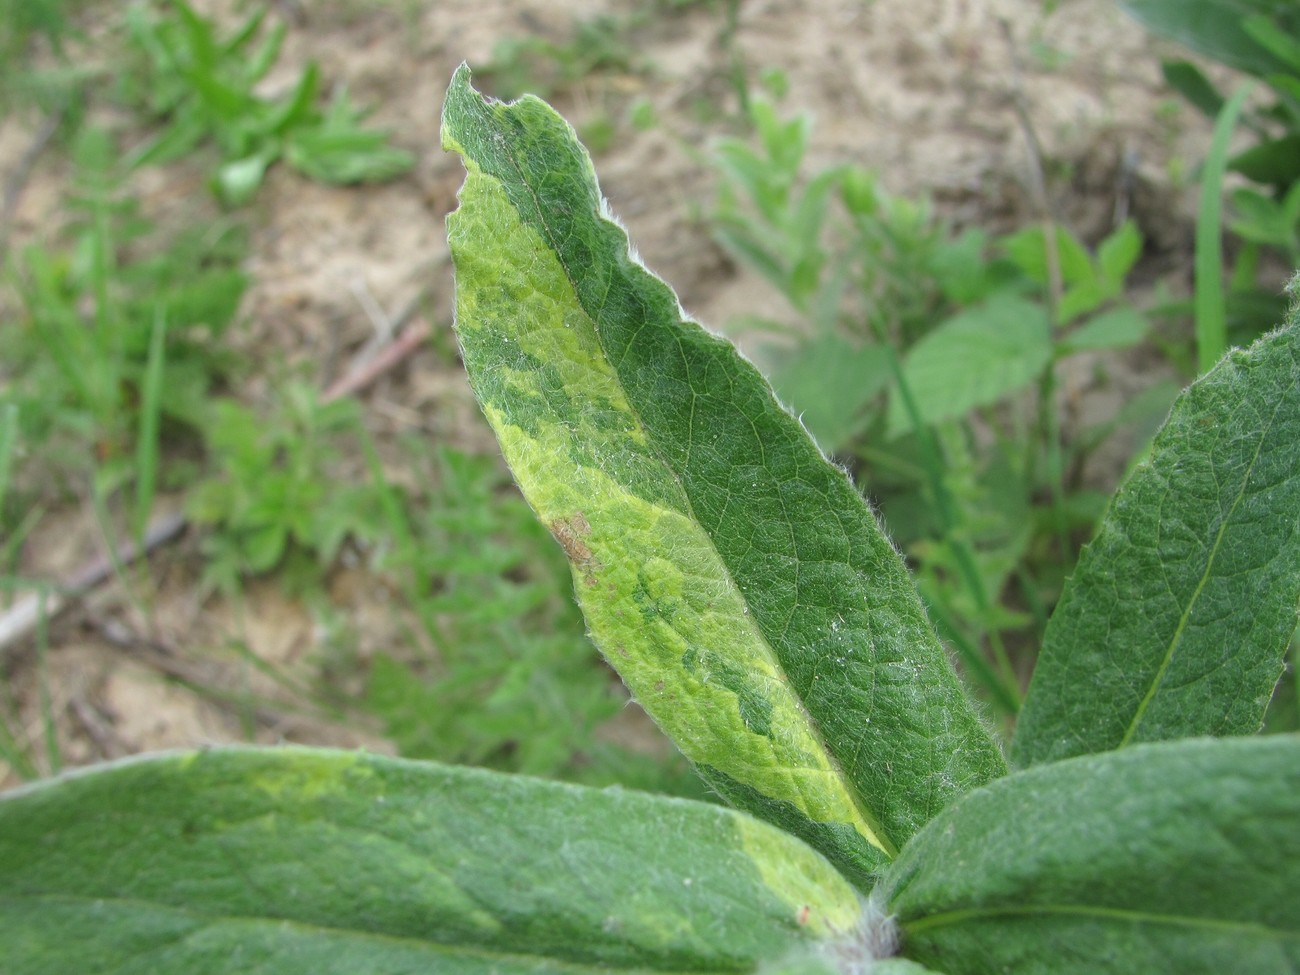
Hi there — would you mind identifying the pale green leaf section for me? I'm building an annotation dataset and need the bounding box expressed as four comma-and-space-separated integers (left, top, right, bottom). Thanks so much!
886, 292, 1051, 437
442, 65, 1007, 889
878, 736, 1300, 974
0, 748, 866, 974
1013, 313, 1300, 766
1059, 306, 1149, 353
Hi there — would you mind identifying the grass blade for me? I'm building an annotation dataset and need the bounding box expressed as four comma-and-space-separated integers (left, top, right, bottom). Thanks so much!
133, 309, 167, 545
1196, 83, 1255, 374
0, 403, 16, 518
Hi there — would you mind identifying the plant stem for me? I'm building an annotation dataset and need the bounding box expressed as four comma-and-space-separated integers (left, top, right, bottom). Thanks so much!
880, 340, 1021, 712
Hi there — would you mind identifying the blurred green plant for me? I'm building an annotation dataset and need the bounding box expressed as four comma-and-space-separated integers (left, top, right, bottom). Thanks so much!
122, 0, 413, 204
0, 0, 87, 116
186, 383, 386, 596
478, 16, 642, 102
476, 0, 742, 147
1122, 0, 1300, 346
0, 126, 247, 500
710, 92, 1170, 714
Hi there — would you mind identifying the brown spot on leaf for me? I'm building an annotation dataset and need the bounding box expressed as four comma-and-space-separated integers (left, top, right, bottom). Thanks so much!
548, 512, 600, 586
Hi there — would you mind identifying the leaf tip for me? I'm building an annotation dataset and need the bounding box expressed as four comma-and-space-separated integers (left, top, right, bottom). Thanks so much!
441, 62, 481, 155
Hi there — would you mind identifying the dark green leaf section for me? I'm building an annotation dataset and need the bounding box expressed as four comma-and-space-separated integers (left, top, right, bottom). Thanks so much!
442, 66, 1004, 862
1120, 0, 1300, 77
1013, 314, 1300, 766
0, 748, 865, 974
879, 736, 1300, 974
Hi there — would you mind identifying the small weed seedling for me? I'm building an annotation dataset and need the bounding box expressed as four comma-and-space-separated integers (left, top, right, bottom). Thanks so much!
123, 0, 413, 204
1, 69, 1298, 974
185, 382, 385, 596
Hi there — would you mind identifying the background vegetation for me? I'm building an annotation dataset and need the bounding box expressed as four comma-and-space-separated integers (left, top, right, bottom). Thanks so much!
1, 0, 1296, 790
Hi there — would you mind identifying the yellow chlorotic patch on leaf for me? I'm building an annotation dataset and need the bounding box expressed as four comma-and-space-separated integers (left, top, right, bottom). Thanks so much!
457, 174, 891, 860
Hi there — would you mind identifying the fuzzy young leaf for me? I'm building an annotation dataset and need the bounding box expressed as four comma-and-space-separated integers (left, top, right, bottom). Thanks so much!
877, 736, 1300, 974
442, 65, 1005, 888
1013, 313, 1300, 766
0, 748, 868, 974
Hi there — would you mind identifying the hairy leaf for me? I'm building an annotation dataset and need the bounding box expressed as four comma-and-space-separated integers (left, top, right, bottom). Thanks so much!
877, 736, 1300, 974
0, 748, 866, 974
442, 65, 1006, 888
1013, 314, 1300, 766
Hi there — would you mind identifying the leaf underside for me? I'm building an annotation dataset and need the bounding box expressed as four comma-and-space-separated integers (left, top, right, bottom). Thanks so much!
442, 64, 1006, 888
880, 735, 1300, 975
1013, 312, 1300, 766
0, 748, 865, 974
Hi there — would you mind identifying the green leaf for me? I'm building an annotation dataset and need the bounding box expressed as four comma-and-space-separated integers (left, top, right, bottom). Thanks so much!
886, 292, 1051, 437
1243, 13, 1300, 73
1230, 134, 1300, 188
1120, 0, 1300, 78
1013, 314, 1300, 766
286, 127, 415, 184
878, 736, 1300, 974
1095, 219, 1143, 287
0, 748, 867, 974
442, 65, 1006, 888
1057, 306, 1149, 354
1001, 224, 1094, 289
1161, 59, 1226, 118
0, 402, 17, 515
1195, 82, 1257, 373
765, 334, 892, 454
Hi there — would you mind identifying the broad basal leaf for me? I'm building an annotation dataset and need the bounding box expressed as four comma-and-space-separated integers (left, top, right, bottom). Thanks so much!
878, 736, 1300, 974
442, 65, 1006, 889
1013, 312, 1300, 766
0, 747, 867, 974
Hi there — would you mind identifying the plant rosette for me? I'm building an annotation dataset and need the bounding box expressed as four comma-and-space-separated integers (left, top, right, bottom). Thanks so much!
2, 67, 1298, 975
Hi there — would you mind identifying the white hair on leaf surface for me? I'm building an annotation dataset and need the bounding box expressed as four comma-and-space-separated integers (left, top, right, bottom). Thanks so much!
762, 894, 902, 975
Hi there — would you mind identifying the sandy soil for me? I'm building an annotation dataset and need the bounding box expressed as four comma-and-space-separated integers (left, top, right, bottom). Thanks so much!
0, 0, 1225, 789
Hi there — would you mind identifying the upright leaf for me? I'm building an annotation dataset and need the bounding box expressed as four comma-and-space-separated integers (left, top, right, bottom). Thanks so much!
442, 65, 1006, 888
877, 736, 1300, 974
0, 748, 866, 974
1013, 313, 1300, 766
